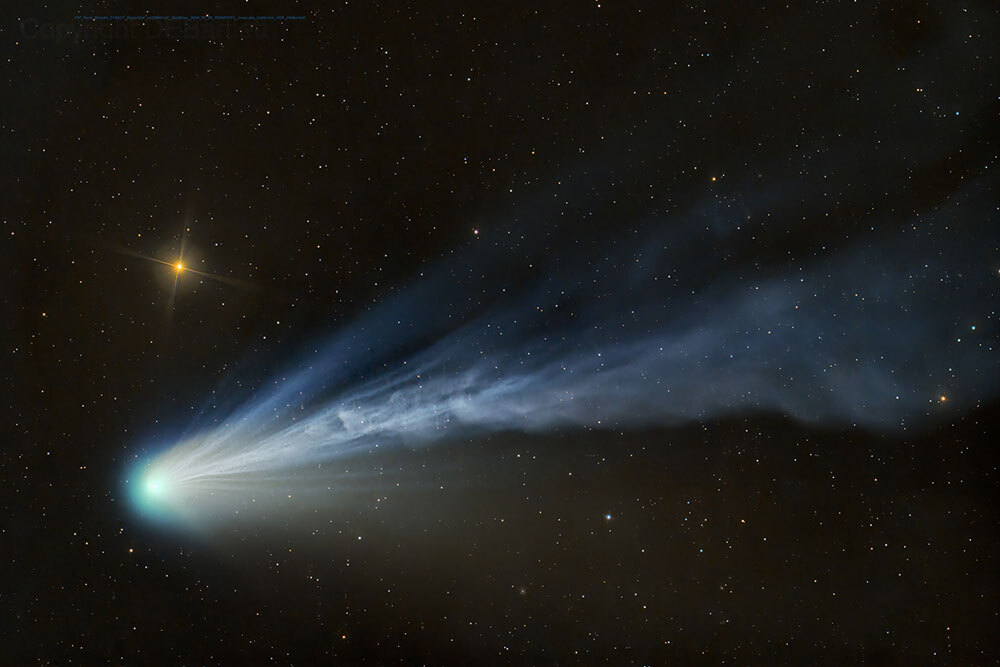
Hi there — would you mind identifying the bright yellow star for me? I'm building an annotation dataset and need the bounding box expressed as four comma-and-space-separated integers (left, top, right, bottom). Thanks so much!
175, 262, 184, 271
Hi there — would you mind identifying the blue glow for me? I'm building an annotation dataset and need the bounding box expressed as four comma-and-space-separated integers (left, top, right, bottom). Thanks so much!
125, 462, 176, 523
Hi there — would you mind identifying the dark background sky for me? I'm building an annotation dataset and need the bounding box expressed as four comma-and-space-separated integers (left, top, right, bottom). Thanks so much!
4, 1, 999, 664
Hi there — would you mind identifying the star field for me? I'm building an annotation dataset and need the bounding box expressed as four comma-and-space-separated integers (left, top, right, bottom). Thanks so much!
4, 1, 999, 664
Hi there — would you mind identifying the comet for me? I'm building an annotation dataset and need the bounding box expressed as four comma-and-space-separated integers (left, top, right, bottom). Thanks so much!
127, 176, 998, 527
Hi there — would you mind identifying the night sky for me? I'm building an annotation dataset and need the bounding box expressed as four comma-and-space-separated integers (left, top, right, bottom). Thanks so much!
5, 1, 1000, 664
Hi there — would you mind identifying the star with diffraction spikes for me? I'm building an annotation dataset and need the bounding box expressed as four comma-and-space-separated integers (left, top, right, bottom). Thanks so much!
108, 227, 261, 316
